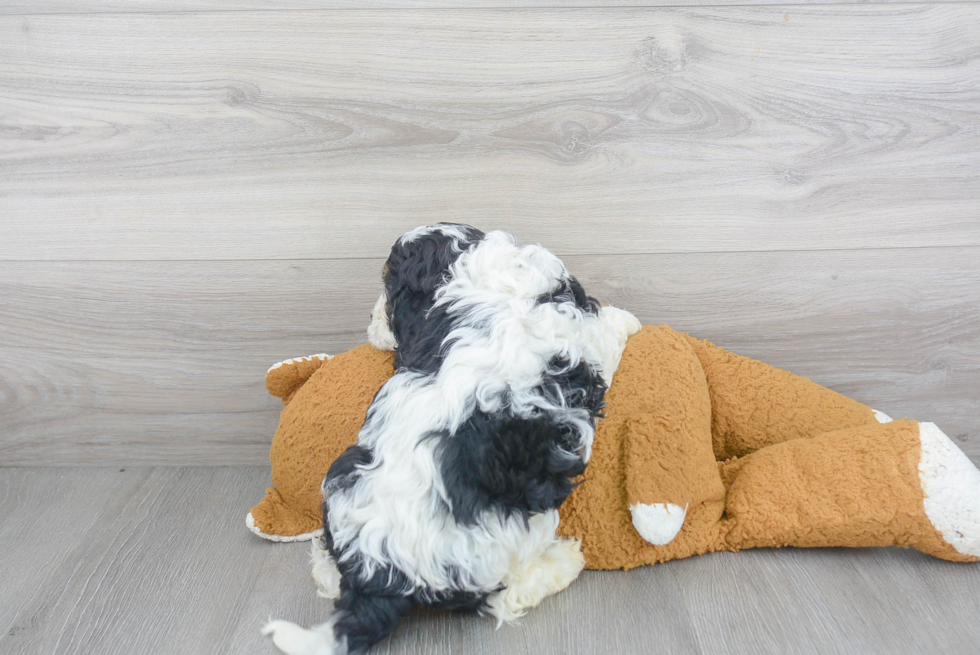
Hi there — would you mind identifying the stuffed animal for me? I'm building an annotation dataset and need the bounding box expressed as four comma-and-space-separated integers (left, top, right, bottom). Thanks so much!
247, 326, 980, 568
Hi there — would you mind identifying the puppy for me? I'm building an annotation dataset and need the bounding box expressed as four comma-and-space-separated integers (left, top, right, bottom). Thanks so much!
264, 224, 640, 655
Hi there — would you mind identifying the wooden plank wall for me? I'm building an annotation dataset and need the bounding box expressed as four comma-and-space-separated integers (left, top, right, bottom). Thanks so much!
1, 4, 978, 464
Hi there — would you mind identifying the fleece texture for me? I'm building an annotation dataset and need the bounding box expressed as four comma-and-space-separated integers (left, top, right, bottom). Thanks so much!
251, 345, 394, 537
249, 326, 979, 569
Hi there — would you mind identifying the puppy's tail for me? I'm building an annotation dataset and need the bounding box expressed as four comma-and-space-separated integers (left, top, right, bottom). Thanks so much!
262, 617, 346, 655
264, 590, 412, 655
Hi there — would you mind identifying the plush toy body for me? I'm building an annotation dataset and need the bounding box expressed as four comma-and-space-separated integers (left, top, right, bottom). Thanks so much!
249, 326, 980, 568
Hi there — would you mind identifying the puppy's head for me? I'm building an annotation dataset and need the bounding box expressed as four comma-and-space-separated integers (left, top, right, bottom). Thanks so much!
368, 223, 485, 357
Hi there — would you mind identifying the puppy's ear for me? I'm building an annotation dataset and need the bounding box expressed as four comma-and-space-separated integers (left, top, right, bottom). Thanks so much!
383, 226, 484, 363
386, 234, 463, 296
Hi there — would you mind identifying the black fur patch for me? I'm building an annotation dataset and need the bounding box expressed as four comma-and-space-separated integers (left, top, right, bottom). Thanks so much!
382, 224, 484, 371
332, 585, 412, 655
323, 444, 374, 494
535, 275, 601, 315
320, 498, 489, 654
435, 359, 605, 527
391, 300, 456, 374
325, 559, 490, 655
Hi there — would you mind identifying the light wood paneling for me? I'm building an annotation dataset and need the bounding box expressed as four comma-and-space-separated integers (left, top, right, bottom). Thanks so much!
2, 246, 977, 465
2, 6, 978, 260
2, 466, 980, 654
0, 0, 970, 14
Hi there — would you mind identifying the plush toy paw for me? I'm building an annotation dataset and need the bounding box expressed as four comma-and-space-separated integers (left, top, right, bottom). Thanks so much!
629, 503, 687, 545
918, 422, 980, 559
246, 511, 320, 543
875, 411, 980, 559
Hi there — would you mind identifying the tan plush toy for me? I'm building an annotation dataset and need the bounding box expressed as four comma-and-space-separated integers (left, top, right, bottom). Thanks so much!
247, 326, 980, 568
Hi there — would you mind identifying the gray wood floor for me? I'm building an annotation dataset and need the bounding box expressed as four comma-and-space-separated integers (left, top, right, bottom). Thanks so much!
2, 466, 980, 655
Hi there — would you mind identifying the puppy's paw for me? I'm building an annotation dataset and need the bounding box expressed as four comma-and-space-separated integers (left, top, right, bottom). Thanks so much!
262, 619, 342, 655
311, 540, 341, 600
486, 538, 585, 626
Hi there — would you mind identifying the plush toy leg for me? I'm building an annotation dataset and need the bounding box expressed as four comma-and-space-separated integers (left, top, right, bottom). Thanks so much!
614, 326, 726, 550
625, 413, 726, 549
247, 488, 321, 542
722, 420, 980, 562
681, 334, 879, 459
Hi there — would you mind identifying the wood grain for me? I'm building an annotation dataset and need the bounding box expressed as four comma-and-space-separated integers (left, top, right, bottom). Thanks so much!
1, 6, 978, 260
1, 246, 977, 465
0, 468, 145, 636
0, 0, 969, 14
2, 466, 980, 655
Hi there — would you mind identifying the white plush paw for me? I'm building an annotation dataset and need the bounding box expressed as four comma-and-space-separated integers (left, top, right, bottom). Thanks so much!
630, 502, 686, 546
311, 541, 341, 600
262, 619, 340, 655
245, 512, 319, 543
918, 422, 980, 557
873, 409, 893, 424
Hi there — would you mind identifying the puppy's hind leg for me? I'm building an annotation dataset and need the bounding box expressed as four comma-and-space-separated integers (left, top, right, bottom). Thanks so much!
486, 537, 585, 626
310, 538, 341, 600
265, 587, 412, 655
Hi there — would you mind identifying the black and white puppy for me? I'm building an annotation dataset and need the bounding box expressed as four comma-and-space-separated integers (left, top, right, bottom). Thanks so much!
264, 224, 640, 655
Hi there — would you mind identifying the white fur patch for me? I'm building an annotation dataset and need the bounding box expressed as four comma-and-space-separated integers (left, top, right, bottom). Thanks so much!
367, 292, 397, 351
311, 540, 342, 600
267, 353, 332, 375
262, 618, 344, 655
630, 503, 687, 546
918, 422, 980, 557
486, 537, 585, 626
245, 512, 320, 543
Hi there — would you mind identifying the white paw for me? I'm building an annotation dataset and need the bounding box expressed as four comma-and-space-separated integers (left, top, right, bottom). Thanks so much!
311, 541, 341, 600
630, 502, 686, 546
486, 538, 585, 626
262, 619, 341, 655
918, 422, 980, 557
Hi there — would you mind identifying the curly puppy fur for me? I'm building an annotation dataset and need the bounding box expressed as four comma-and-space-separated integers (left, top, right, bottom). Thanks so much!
265, 225, 640, 655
